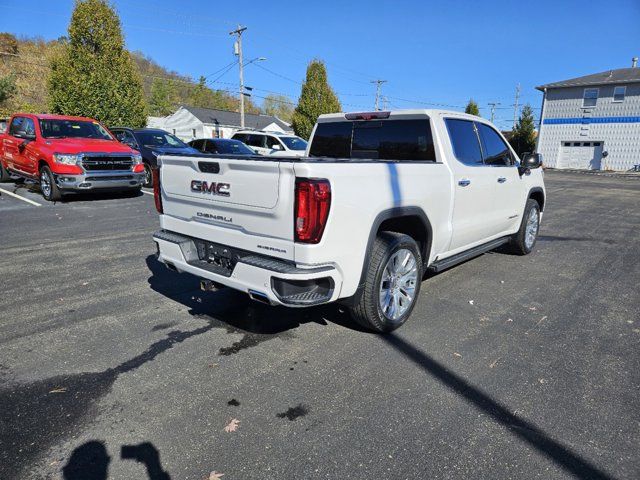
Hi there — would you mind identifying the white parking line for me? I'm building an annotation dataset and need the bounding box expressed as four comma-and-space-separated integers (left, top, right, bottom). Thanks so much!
141, 189, 154, 196
0, 188, 42, 206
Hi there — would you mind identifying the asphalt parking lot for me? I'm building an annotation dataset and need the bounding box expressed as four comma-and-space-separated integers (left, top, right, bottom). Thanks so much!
0, 171, 638, 480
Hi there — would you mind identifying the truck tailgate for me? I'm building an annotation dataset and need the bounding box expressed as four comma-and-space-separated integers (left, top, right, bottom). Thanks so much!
159, 154, 296, 261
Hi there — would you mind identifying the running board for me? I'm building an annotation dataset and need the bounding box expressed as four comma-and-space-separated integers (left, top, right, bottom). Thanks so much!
428, 237, 510, 273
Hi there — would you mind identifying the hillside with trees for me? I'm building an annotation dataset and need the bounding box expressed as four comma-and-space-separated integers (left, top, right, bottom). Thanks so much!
0, 33, 259, 119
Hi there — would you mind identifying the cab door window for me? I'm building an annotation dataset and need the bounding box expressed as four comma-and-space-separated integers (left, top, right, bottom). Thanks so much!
9, 117, 26, 136
476, 123, 513, 166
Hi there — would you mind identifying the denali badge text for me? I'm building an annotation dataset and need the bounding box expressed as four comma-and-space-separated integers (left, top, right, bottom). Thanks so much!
191, 180, 230, 197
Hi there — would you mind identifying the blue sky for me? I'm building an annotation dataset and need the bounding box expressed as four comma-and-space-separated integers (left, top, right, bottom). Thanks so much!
1, 0, 639, 129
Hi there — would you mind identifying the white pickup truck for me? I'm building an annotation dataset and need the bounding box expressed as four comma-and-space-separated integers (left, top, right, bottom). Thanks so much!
152, 110, 545, 332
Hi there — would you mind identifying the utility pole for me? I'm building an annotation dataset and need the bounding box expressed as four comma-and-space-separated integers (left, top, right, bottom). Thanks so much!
488, 102, 501, 123
512, 83, 521, 129
371, 79, 387, 111
230, 25, 247, 128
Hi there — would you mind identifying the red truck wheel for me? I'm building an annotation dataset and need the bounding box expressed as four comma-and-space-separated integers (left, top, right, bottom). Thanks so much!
40, 166, 62, 201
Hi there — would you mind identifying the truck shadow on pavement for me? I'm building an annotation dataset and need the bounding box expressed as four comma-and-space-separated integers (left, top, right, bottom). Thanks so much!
145, 254, 367, 338
62, 440, 171, 480
382, 334, 615, 480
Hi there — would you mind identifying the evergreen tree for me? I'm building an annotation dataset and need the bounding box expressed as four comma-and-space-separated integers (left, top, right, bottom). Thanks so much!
509, 104, 537, 157
149, 78, 176, 116
291, 60, 341, 139
48, 0, 147, 127
0, 74, 16, 105
464, 99, 480, 116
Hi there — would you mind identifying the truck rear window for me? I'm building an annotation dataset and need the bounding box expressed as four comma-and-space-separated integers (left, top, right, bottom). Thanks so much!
309, 119, 435, 161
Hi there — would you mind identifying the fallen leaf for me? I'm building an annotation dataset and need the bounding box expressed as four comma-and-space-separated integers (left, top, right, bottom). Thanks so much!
500, 280, 505, 284
49, 387, 67, 394
506, 318, 513, 322
81, 282, 89, 286
209, 472, 224, 480
529, 306, 537, 311
538, 378, 547, 384
453, 352, 462, 358
224, 418, 240, 433
468, 300, 474, 305
489, 359, 499, 369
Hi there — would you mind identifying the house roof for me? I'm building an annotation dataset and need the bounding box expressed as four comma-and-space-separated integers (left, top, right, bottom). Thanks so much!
536, 67, 640, 90
182, 105, 291, 131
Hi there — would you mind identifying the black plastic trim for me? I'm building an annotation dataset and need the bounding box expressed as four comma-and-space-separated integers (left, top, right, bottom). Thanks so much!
427, 237, 509, 273
527, 187, 545, 211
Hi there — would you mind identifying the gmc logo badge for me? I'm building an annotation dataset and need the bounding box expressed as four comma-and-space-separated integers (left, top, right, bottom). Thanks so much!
191, 180, 230, 197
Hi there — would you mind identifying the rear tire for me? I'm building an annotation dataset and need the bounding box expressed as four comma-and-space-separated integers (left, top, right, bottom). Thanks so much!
0, 162, 11, 182
509, 199, 540, 255
39, 166, 62, 202
349, 232, 422, 333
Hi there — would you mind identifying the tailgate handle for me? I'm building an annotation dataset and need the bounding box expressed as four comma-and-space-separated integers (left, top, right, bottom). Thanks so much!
198, 162, 220, 174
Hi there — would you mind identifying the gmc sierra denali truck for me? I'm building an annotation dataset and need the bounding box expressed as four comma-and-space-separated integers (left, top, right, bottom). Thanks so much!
0, 114, 144, 201
152, 110, 545, 332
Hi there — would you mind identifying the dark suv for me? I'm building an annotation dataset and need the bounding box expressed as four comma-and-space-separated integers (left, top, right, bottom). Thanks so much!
110, 128, 198, 187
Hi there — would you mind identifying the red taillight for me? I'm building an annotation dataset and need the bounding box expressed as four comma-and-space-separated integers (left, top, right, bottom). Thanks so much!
295, 178, 331, 244
152, 167, 163, 213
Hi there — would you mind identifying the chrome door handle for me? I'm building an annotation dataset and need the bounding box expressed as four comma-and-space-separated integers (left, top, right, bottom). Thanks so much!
458, 179, 471, 187
497, 177, 507, 183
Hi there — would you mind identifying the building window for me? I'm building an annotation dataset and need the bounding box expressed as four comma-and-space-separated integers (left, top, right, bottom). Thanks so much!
582, 88, 598, 107
613, 86, 626, 103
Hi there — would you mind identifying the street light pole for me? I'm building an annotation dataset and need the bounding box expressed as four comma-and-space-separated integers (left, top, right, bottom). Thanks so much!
230, 25, 247, 128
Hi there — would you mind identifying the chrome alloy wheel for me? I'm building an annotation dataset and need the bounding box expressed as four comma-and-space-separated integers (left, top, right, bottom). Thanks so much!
525, 207, 539, 249
144, 164, 152, 187
40, 170, 51, 198
379, 248, 419, 321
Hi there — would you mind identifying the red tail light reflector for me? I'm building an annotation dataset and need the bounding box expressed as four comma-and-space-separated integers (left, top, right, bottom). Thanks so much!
295, 178, 331, 244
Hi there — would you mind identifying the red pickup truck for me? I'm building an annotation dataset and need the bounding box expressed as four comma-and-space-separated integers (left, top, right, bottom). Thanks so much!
0, 113, 145, 201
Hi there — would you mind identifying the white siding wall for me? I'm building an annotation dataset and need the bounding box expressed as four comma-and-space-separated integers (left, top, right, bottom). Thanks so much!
537, 83, 640, 171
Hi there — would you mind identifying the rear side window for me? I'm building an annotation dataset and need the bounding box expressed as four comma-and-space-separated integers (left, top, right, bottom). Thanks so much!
445, 119, 483, 166
309, 122, 352, 158
476, 123, 513, 166
233, 133, 247, 143
310, 119, 435, 161
245, 134, 266, 148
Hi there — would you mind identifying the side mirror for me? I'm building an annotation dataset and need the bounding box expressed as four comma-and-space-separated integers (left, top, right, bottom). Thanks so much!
15, 130, 36, 141
519, 152, 542, 174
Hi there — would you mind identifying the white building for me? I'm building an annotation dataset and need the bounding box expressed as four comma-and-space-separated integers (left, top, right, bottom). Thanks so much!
147, 105, 292, 142
536, 59, 640, 171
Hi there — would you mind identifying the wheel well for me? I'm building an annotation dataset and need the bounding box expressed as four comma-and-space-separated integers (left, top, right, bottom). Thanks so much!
38, 160, 48, 172
378, 215, 429, 261
529, 190, 545, 211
